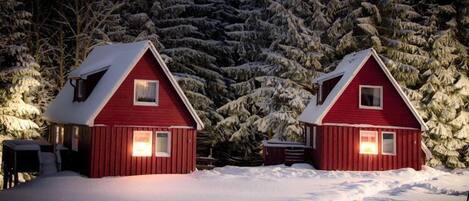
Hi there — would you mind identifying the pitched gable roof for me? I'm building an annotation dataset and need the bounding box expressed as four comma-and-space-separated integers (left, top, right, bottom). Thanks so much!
44, 41, 204, 130
299, 48, 427, 131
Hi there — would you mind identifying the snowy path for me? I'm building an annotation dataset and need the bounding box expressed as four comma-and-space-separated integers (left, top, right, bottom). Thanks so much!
0, 164, 467, 201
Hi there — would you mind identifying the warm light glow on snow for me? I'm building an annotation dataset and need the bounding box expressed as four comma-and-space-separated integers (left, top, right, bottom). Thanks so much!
360, 142, 377, 155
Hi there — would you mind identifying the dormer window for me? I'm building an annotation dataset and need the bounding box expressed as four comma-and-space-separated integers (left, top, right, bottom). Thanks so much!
359, 85, 382, 109
72, 70, 107, 102
134, 79, 159, 106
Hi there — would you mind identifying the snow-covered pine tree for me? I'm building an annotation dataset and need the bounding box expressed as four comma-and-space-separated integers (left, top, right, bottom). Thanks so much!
417, 2, 469, 168
378, 1, 431, 87
111, 0, 162, 47
0, 0, 41, 139
150, 0, 234, 128
216, 0, 331, 163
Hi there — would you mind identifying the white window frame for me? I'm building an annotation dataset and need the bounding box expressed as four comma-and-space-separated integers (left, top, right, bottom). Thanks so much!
359, 130, 378, 155
381, 131, 396, 155
312, 126, 317, 149
359, 85, 383, 110
133, 79, 159, 106
305, 126, 311, 147
132, 130, 153, 157
155, 131, 171, 157
71, 126, 79, 151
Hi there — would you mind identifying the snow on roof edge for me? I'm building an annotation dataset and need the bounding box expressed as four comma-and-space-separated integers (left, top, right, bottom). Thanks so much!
45, 40, 204, 130
299, 48, 428, 131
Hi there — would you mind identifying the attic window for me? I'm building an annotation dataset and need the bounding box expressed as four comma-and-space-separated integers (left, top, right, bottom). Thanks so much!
134, 79, 159, 106
359, 85, 382, 109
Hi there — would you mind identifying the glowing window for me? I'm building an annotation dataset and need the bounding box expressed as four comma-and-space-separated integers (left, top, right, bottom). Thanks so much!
132, 131, 152, 157
382, 132, 396, 155
55, 125, 64, 145
155, 132, 171, 157
134, 79, 159, 106
359, 130, 378, 155
359, 85, 382, 109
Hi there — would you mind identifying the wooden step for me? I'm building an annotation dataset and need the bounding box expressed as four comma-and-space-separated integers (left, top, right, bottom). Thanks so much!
284, 148, 305, 165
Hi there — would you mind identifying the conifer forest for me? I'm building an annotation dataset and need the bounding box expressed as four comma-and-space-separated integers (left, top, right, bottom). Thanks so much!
0, 0, 468, 170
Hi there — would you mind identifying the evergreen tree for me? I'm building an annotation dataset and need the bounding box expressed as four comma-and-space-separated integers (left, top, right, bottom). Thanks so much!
0, 0, 41, 139
150, 0, 234, 128
418, 2, 469, 168
216, 0, 330, 163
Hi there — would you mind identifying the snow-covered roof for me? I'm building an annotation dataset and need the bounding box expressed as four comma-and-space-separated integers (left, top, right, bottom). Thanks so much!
299, 48, 428, 131
44, 41, 204, 130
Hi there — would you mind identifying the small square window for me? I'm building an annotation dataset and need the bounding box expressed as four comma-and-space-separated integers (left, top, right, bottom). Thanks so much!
382, 132, 396, 155
155, 132, 171, 157
134, 79, 159, 106
359, 86, 382, 109
132, 131, 153, 157
360, 130, 378, 155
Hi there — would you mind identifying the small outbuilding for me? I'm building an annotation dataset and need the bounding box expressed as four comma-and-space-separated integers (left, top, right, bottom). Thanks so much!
44, 41, 204, 178
264, 48, 430, 171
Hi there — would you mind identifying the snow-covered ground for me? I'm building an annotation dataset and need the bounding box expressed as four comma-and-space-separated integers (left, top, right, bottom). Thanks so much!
0, 164, 467, 201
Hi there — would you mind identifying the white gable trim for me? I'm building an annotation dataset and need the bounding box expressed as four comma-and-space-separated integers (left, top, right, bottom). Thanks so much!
87, 41, 204, 130
314, 49, 427, 131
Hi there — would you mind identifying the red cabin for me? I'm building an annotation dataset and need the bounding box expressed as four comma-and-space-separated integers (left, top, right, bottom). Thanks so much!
44, 41, 204, 178
264, 48, 431, 171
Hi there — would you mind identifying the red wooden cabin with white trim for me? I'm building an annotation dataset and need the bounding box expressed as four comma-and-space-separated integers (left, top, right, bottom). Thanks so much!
44, 41, 204, 178
265, 48, 431, 171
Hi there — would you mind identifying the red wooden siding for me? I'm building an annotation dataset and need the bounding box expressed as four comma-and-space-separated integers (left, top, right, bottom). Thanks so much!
322, 57, 420, 128
89, 126, 196, 178
94, 51, 196, 127
320, 75, 342, 103
318, 125, 421, 171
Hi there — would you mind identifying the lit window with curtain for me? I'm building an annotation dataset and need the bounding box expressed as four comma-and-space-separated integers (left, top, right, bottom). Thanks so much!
134, 79, 158, 105
359, 130, 378, 155
132, 131, 153, 157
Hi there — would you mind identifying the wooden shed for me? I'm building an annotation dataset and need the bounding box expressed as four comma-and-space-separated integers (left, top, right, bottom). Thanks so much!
44, 41, 204, 178
265, 48, 431, 171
